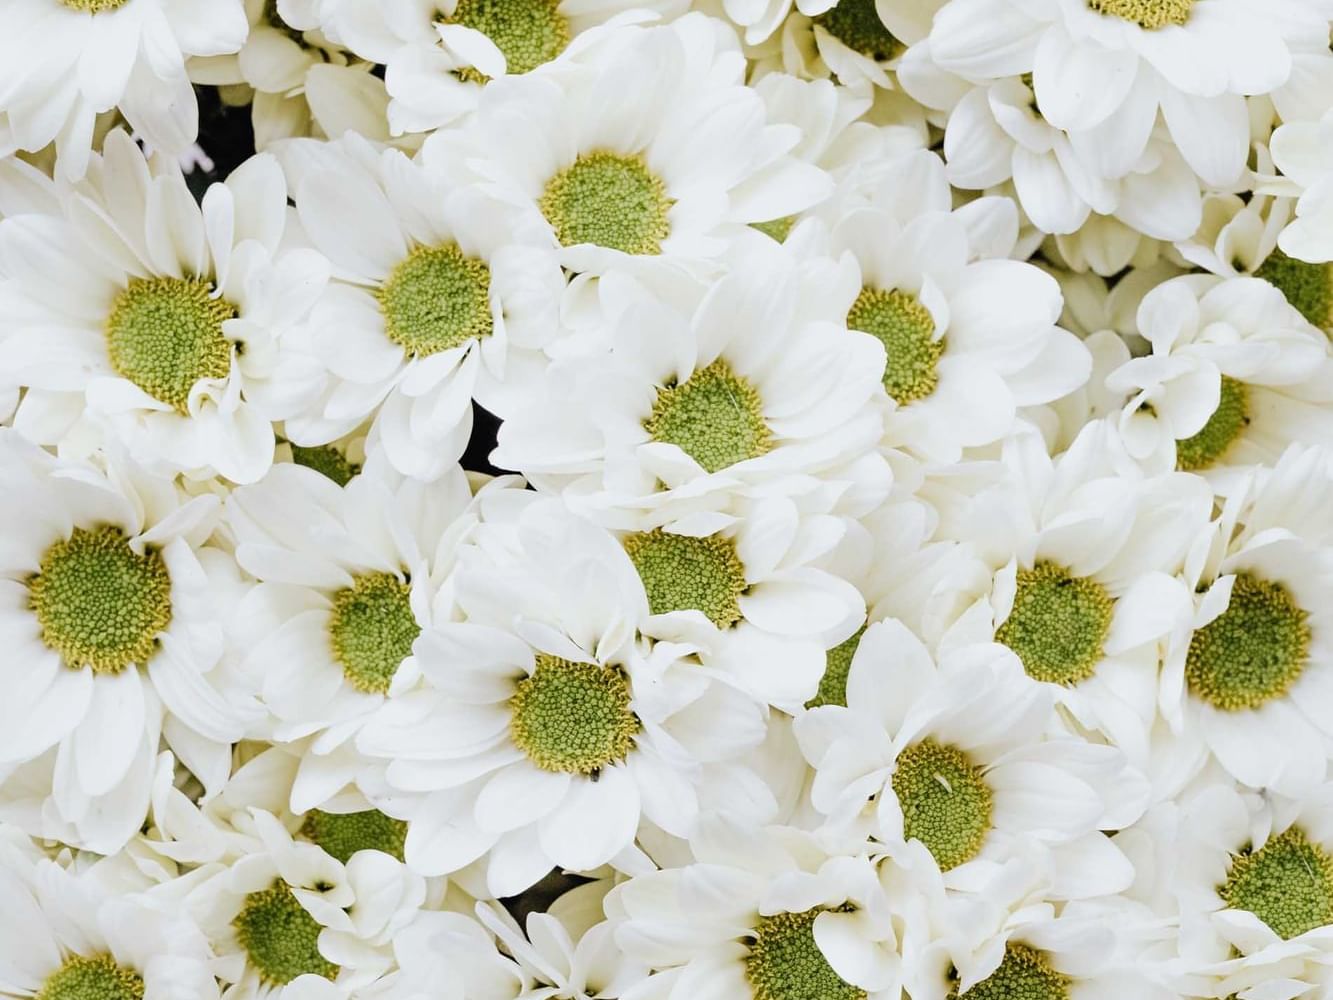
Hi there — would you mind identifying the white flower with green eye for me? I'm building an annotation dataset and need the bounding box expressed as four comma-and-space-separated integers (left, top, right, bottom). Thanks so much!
0, 431, 260, 854
1270, 107, 1333, 266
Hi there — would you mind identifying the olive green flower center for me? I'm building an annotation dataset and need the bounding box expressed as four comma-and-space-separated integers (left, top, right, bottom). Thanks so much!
105, 277, 235, 414
1086, 0, 1192, 29
847, 287, 943, 403
1220, 828, 1333, 941
301, 808, 408, 863
328, 572, 420, 695
744, 908, 867, 1000
1186, 572, 1310, 711
644, 359, 773, 474
1175, 376, 1250, 471
509, 655, 640, 775
60, 0, 132, 12
752, 217, 796, 243
29, 526, 172, 675
950, 945, 1070, 1000
623, 529, 747, 628
36, 955, 144, 1000
806, 627, 866, 709
996, 562, 1115, 686
540, 152, 673, 256
377, 243, 492, 358
892, 738, 993, 872
1255, 250, 1332, 332
442, 0, 569, 79
815, 0, 904, 61
234, 882, 339, 986
290, 444, 359, 486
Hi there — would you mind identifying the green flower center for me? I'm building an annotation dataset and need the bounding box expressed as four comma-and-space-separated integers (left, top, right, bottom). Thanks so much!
1175, 376, 1250, 472
300, 808, 407, 863
814, 0, 904, 60
892, 738, 993, 872
644, 359, 773, 474
1185, 572, 1310, 711
1085, 0, 1192, 28
36, 955, 144, 1000
751, 217, 796, 243
105, 277, 235, 414
806, 627, 866, 709
328, 572, 420, 695
1220, 828, 1333, 941
744, 908, 867, 1000
377, 244, 493, 358
290, 444, 359, 486
442, 0, 569, 79
59, 0, 132, 11
847, 287, 943, 404
234, 882, 339, 986
950, 945, 1070, 1000
1255, 250, 1333, 332
995, 562, 1114, 687
29, 526, 172, 675
539, 152, 673, 256
623, 529, 747, 629
509, 655, 640, 775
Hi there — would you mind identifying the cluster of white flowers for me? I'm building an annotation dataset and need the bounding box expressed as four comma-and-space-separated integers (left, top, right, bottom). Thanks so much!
1, 1, 1332, 999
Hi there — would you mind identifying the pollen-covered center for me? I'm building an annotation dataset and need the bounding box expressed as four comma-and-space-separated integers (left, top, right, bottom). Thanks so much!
442, 0, 570, 77
892, 738, 993, 872
36, 955, 144, 1000
59, 0, 132, 12
806, 627, 866, 709
29, 526, 172, 675
105, 277, 235, 414
744, 908, 868, 1000
1175, 376, 1249, 471
1185, 572, 1310, 711
995, 562, 1114, 686
301, 808, 408, 863
1256, 250, 1333, 332
509, 655, 640, 775
1219, 828, 1333, 941
1085, 0, 1193, 29
328, 572, 420, 695
234, 882, 339, 986
377, 243, 493, 358
644, 359, 773, 474
815, 0, 904, 61
540, 152, 673, 256
950, 945, 1071, 1000
290, 444, 360, 486
847, 287, 943, 404
623, 529, 747, 628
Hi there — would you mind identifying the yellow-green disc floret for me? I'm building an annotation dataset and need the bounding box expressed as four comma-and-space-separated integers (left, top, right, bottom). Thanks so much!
301, 808, 408, 863
59, 0, 132, 12
509, 655, 640, 775
377, 243, 493, 358
328, 572, 420, 695
540, 152, 673, 256
1255, 250, 1333, 332
751, 217, 796, 243
1185, 572, 1310, 711
847, 287, 943, 404
1219, 828, 1333, 941
29, 526, 173, 675
1175, 376, 1250, 471
442, 0, 569, 78
105, 277, 235, 414
644, 359, 773, 474
892, 738, 993, 872
806, 627, 866, 709
744, 908, 868, 1000
995, 562, 1114, 687
36, 955, 144, 1000
950, 945, 1071, 1000
290, 444, 360, 486
623, 529, 748, 628
815, 0, 904, 61
1085, 0, 1193, 29
233, 882, 339, 986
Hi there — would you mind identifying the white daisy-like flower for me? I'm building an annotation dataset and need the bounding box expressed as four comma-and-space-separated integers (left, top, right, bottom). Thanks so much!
0, 431, 260, 853
1269, 106, 1333, 264
0, 0, 248, 178
0, 130, 329, 484
280, 132, 562, 481
1103, 275, 1333, 475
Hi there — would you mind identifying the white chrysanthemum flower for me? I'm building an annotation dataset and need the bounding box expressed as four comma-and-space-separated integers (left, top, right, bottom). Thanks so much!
1270, 107, 1333, 264
0, 132, 329, 484
1104, 275, 1333, 475
0, 0, 247, 178
795, 620, 1146, 900
1160, 445, 1333, 797
280, 133, 562, 481
0, 432, 260, 853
